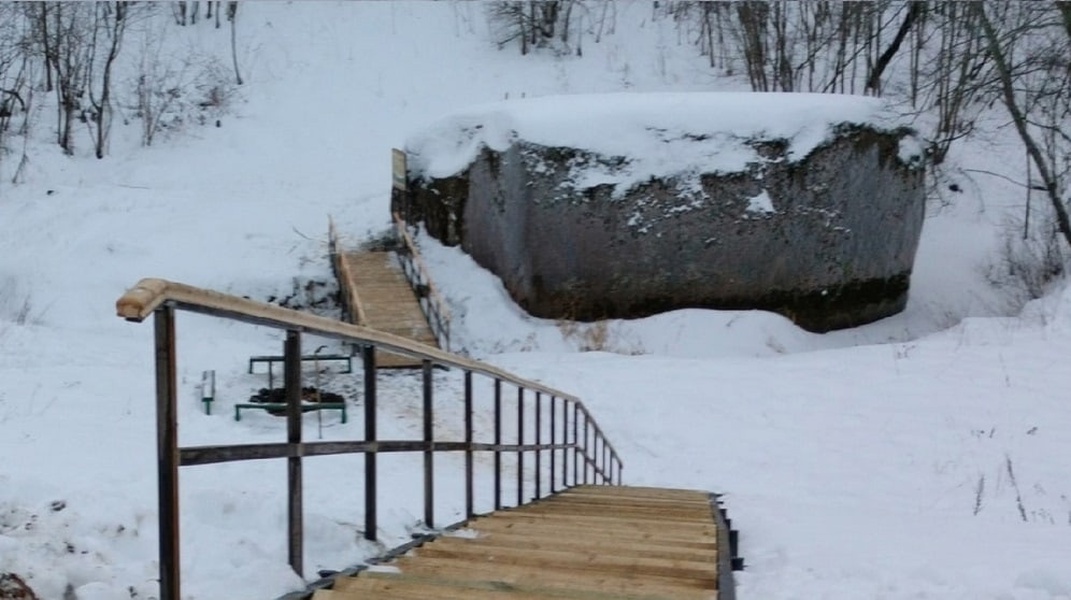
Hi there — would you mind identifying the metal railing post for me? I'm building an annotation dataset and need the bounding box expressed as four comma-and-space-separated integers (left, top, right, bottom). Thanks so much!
464, 371, 474, 518
284, 330, 303, 577
535, 392, 542, 499
603, 442, 610, 485
422, 359, 435, 528
572, 402, 579, 487
493, 378, 502, 510
363, 345, 377, 541
549, 396, 556, 494
517, 387, 524, 506
582, 413, 590, 485
154, 306, 180, 600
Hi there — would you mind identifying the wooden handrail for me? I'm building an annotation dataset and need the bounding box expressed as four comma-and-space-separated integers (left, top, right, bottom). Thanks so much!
118, 277, 623, 600
116, 278, 588, 406
327, 218, 369, 326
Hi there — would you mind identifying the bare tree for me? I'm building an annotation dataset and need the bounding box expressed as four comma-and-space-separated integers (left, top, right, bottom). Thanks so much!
228, 1, 242, 85
975, 2, 1071, 248
86, 2, 129, 159
488, 1, 583, 55
37, 2, 96, 155
864, 1, 922, 95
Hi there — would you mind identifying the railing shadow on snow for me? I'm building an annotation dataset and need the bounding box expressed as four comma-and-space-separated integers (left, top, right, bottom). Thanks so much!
115, 279, 622, 600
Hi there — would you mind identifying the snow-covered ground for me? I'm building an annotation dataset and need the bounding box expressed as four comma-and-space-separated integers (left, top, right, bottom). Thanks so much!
1, 3, 1069, 599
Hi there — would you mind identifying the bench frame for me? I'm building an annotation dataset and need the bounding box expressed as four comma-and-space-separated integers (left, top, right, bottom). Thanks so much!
234, 401, 347, 423
248, 354, 353, 388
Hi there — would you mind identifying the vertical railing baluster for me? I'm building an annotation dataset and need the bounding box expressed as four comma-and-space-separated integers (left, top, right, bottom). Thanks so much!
603, 442, 610, 485
517, 387, 524, 506
582, 413, 590, 485
562, 398, 568, 490
154, 306, 180, 600
534, 392, 542, 499
591, 432, 599, 484
363, 345, 377, 541
284, 330, 303, 577
464, 371, 474, 519
422, 359, 434, 528
549, 396, 556, 494
493, 378, 502, 511
572, 402, 579, 487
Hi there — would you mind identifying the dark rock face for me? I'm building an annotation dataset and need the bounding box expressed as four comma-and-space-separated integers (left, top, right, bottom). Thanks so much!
404, 125, 925, 332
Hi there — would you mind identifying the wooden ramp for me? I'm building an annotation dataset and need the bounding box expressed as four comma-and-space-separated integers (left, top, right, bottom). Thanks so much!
313, 486, 730, 599
335, 250, 439, 369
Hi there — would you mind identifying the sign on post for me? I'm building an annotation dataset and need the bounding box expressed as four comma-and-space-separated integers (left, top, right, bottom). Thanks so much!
392, 148, 407, 191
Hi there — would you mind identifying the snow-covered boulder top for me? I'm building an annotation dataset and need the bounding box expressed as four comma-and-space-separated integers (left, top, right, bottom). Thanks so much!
406, 91, 917, 189
401, 91, 925, 331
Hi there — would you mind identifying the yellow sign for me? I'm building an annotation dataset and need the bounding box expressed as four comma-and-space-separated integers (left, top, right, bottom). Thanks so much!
392, 149, 407, 191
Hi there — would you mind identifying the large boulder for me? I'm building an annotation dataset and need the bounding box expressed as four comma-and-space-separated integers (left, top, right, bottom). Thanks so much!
403, 92, 925, 332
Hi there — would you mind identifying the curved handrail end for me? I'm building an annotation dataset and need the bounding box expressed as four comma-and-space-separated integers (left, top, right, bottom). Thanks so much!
116, 278, 170, 322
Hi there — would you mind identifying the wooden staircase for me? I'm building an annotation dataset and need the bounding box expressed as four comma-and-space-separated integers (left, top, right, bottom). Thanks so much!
334, 250, 439, 368
311, 485, 730, 599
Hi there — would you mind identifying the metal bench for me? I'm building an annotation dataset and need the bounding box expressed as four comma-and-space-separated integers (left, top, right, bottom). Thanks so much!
247, 353, 353, 388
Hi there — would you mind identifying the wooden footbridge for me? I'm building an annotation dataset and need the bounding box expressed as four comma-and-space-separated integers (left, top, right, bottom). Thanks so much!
115, 215, 739, 600
329, 215, 450, 368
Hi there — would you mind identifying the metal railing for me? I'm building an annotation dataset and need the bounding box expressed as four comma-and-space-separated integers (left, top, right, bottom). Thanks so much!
115, 278, 622, 600
391, 212, 452, 351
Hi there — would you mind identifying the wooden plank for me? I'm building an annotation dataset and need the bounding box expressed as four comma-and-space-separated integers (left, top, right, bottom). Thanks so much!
517, 503, 713, 522
321, 577, 551, 599
388, 555, 716, 595
412, 539, 716, 578
471, 516, 715, 540
530, 495, 714, 512
328, 572, 704, 600
474, 512, 719, 534
562, 485, 709, 500
433, 532, 716, 562
444, 526, 720, 550
544, 494, 713, 510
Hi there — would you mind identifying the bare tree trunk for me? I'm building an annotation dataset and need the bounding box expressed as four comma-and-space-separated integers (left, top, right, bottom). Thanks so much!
91, 2, 126, 159
737, 2, 770, 91
976, 3, 1071, 248
228, 2, 243, 85
1057, 1, 1071, 39
36, 3, 55, 92
866, 1, 923, 96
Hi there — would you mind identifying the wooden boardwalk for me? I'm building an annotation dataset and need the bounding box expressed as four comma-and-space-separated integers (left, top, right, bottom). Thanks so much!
335, 250, 438, 369
312, 486, 727, 599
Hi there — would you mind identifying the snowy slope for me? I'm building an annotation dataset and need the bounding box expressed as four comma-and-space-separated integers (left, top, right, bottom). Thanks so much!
0, 3, 1068, 600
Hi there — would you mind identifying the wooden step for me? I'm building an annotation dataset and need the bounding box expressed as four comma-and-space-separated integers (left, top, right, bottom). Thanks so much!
321, 570, 710, 599
390, 556, 713, 596
318, 486, 726, 599
443, 526, 719, 550
434, 531, 716, 562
